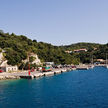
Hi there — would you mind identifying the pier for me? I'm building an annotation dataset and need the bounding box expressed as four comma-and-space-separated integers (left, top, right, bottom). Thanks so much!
76, 65, 89, 70
0, 68, 74, 80
1, 64, 108, 80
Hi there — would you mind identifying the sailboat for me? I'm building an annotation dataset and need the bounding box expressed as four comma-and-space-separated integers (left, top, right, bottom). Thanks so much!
105, 53, 108, 68
90, 55, 94, 69
89, 54, 94, 69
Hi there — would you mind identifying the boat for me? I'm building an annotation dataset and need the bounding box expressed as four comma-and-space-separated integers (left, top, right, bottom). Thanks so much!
105, 53, 108, 68
90, 54, 94, 69
106, 65, 108, 68
42, 66, 52, 72
89, 65, 94, 69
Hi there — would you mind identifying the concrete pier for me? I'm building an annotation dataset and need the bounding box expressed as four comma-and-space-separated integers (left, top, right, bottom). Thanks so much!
54, 70, 61, 74
20, 75, 33, 79
76, 65, 89, 70
43, 72, 54, 76
34, 73, 44, 78
0, 68, 74, 80
61, 69, 67, 72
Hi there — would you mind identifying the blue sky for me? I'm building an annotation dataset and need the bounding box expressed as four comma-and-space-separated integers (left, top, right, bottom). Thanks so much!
0, 0, 108, 45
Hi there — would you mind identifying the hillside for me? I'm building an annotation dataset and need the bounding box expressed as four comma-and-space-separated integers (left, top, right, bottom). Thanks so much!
0, 31, 80, 68
0, 31, 108, 69
60, 42, 101, 52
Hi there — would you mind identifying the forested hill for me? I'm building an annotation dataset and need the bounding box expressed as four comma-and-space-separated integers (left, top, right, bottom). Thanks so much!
0, 31, 108, 67
0, 32, 79, 66
60, 42, 101, 51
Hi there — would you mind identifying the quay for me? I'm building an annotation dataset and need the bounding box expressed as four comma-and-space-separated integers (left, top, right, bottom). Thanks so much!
76, 65, 89, 70
0, 67, 75, 80
1, 64, 108, 80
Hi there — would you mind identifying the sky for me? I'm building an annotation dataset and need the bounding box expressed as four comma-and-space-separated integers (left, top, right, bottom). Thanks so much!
0, 0, 108, 45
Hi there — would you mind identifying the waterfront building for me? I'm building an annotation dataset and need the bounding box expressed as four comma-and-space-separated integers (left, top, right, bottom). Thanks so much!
0, 51, 18, 72
0, 65, 18, 72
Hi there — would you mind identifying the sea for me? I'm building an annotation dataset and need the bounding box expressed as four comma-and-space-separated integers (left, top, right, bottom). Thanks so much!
0, 66, 108, 108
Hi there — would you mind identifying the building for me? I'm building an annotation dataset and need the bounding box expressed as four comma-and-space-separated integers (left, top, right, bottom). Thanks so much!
0, 65, 18, 72
73, 49, 87, 53
94, 47, 97, 50
0, 51, 18, 72
96, 59, 105, 63
65, 51, 72, 54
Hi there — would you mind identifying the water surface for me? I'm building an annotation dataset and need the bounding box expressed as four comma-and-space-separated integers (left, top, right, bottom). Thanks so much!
0, 67, 108, 108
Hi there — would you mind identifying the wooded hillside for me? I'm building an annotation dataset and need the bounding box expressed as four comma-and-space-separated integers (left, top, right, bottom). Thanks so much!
0, 31, 108, 67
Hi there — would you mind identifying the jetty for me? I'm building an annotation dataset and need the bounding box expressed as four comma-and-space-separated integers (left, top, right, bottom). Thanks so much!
76, 64, 89, 70
3, 63, 108, 80
0, 67, 75, 80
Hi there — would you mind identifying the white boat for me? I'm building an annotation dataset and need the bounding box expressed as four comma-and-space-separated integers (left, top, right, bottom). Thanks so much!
89, 65, 94, 69
105, 53, 108, 68
106, 65, 108, 68
90, 54, 94, 69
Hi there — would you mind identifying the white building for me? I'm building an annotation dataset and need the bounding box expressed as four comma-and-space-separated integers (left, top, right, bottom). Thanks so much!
1, 65, 18, 72
74, 49, 87, 53
0, 52, 18, 72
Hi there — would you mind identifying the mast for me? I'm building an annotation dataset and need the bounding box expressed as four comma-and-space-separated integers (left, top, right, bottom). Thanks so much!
28, 52, 31, 76
91, 54, 94, 68
106, 53, 107, 67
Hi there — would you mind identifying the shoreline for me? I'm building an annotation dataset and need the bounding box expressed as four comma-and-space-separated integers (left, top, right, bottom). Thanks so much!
0, 64, 107, 80
0, 67, 75, 80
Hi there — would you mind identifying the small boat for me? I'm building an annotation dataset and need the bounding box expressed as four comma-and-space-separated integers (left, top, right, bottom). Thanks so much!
42, 66, 52, 72
105, 53, 108, 68
105, 65, 108, 68
89, 65, 94, 69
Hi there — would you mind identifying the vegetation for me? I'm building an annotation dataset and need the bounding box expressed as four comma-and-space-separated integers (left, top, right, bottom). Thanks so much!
0, 31, 79, 67
60, 42, 100, 51
0, 30, 108, 67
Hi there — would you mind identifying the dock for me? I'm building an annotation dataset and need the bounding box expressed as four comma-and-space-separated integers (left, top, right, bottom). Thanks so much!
2, 64, 106, 80
76, 65, 89, 70
0, 68, 74, 80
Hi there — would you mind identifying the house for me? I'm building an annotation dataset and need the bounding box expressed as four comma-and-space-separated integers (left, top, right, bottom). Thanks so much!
0, 51, 18, 72
0, 65, 18, 72
94, 47, 97, 50
96, 59, 105, 63
65, 51, 72, 54
73, 49, 87, 53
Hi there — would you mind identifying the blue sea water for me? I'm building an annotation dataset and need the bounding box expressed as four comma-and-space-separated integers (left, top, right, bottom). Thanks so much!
0, 67, 108, 108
